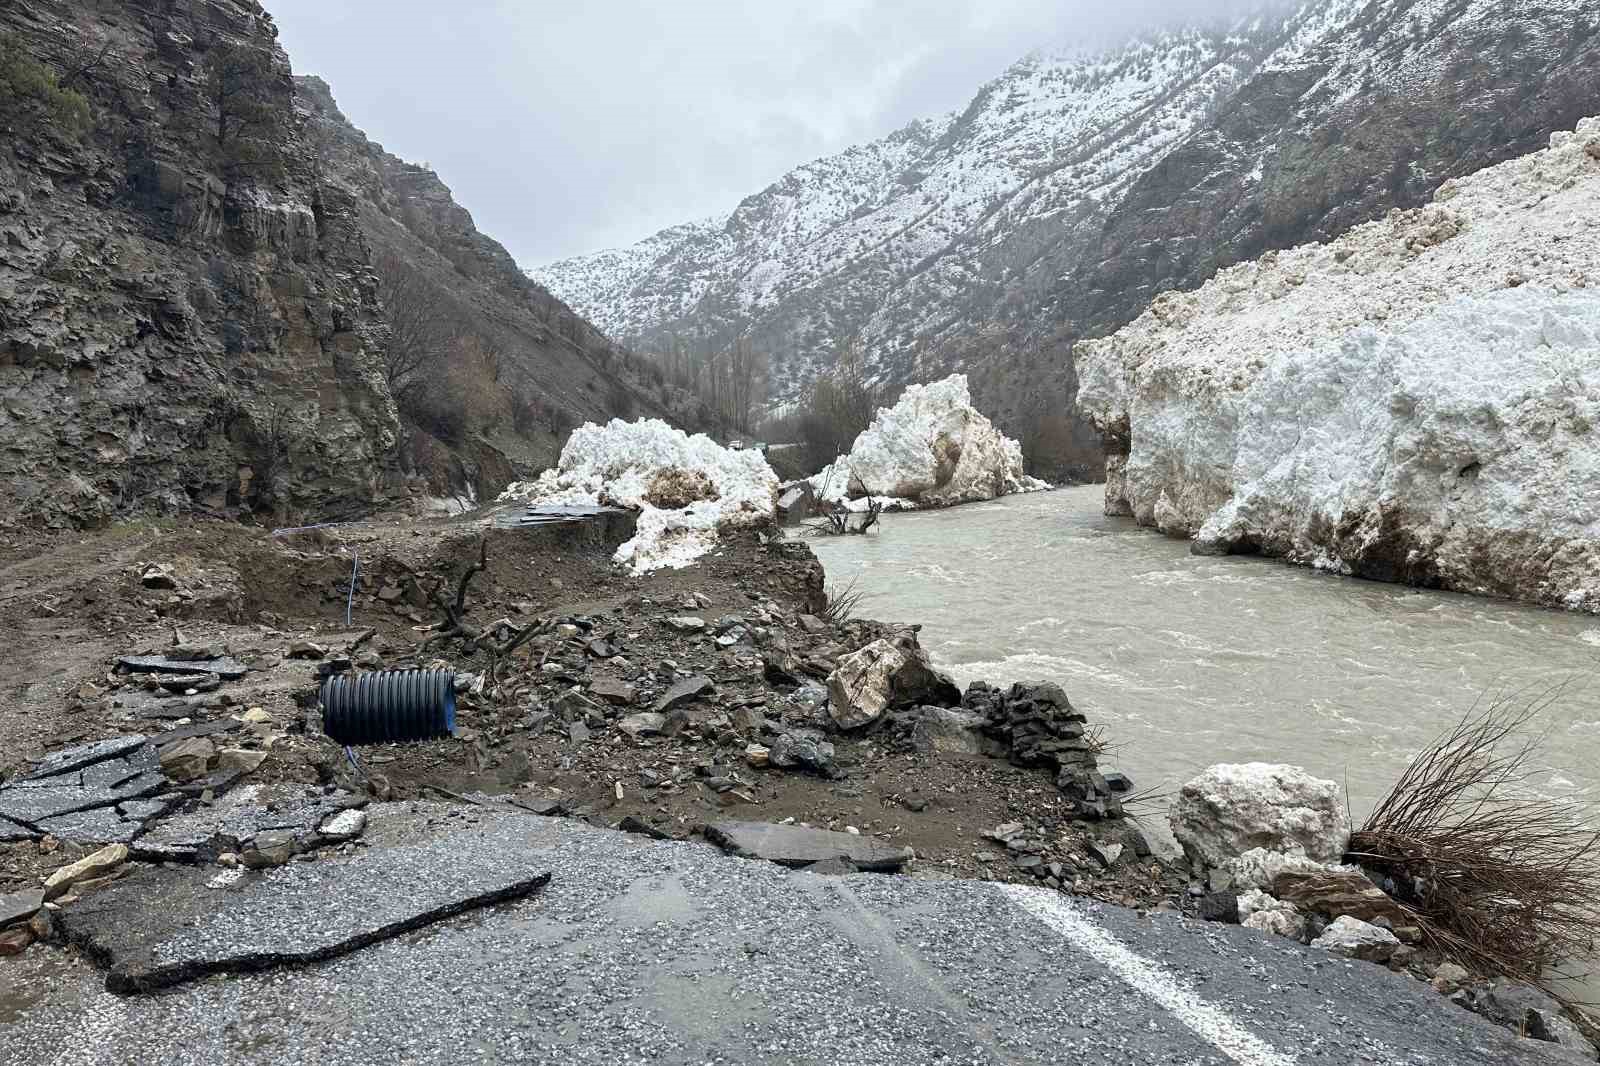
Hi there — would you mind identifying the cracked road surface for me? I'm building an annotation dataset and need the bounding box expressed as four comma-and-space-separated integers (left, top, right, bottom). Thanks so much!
0, 805, 1582, 1065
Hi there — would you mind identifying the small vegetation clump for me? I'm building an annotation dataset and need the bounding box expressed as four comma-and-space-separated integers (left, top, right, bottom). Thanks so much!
0, 35, 92, 139
1348, 695, 1600, 1009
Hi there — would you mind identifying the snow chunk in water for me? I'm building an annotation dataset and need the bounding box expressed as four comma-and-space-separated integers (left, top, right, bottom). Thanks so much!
809, 374, 1047, 508
499, 419, 778, 574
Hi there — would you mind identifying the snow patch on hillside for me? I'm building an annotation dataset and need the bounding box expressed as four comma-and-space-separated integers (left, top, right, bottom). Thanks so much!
1076, 116, 1600, 610
499, 419, 778, 573
809, 375, 1046, 509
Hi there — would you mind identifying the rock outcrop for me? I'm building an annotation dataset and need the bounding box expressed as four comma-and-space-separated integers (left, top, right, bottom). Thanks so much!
0, 1, 666, 529
1078, 117, 1600, 611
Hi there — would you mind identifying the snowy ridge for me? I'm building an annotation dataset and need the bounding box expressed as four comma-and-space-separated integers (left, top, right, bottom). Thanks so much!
498, 419, 778, 574
1076, 117, 1600, 610
531, 0, 1369, 398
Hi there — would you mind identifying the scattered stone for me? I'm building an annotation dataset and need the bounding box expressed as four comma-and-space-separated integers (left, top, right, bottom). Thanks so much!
1311, 915, 1400, 962
215, 748, 268, 775
1103, 772, 1134, 793
0, 888, 45, 929
729, 705, 766, 735
288, 640, 328, 660
1271, 868, 1416, 935
827, 635, 959, 729
1431, 962, 1471, 995
908, 707, 986, 755
318, 809, 367, 843
588, 677, 637, 706
567, 721, 591, 746
797, 613, 828, 633
27, 907, 54, 942
0, 926, 33, 956
663, 616, 706, 633
703, 820, 913, 871
1086, 840, 1124, 868
617, 712, 667, 739
1466, 979, 1598, 1056
745, 744, 771, 769
159, 737, 216, 783
616, 815, 673, 840
768, 731, 838, 778
242, 830, 297, 869
43, 843, 129, 901
1238, 889, 1306, 940
140, 564, 178, 590
653, 675, 713, 713
1199, 891, 1240, 924
241, 708, 273, 724
1169, 763, 1349, 870
586, 639, 619, 658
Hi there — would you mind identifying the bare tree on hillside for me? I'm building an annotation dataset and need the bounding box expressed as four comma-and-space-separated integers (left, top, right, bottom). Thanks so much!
374, 251, 459, 404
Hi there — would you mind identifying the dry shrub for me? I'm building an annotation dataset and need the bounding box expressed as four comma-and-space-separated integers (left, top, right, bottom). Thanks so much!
1348, 692, 1600, 1011
644, 468, 718, 510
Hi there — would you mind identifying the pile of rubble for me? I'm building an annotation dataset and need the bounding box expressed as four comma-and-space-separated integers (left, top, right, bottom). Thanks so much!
1171, 761, 1598, 1059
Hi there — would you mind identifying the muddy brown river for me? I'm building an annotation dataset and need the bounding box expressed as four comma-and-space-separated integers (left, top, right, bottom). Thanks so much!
811, 485, 1600, 817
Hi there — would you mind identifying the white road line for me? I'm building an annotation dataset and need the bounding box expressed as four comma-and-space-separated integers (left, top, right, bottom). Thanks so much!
1000, 884, 1297, 1066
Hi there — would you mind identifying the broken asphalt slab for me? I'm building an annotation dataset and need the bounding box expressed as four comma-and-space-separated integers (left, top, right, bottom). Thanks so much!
702, 820, 914, 871
116, 655, 249, 681
133, 785, 361, 861
22, 735, 149, 781
61, 826, 553, 994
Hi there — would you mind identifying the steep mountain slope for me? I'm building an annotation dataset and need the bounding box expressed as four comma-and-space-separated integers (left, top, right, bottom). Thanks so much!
1077, 116, 1600, 610
294, 77, 688, 503
0, 0, 664, 529
534, 0, 1600, 477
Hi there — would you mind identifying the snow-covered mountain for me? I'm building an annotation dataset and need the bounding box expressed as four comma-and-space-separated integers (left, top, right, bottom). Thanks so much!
533, 0, 1599, 472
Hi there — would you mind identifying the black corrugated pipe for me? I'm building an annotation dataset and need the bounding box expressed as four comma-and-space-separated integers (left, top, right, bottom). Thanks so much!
320, 669, 456, 745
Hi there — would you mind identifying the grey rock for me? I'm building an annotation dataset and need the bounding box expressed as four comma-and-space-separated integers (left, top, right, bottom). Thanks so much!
1087, 840, 1125, 868
653, 675, 713, 713
768, 731, 838, 778
908, 706, 986, 755
1469, 979, 1597, 1055
1311, 916, 1400, 963
588, 677, 637, 706
317, 809, 368, 843
242, 830, 298, 868
663, 616, 706, 633
0, 888, 44, 930
704, 820, 913, 872
616, 712, 667, 738
159, 737, 216, 783
1199, 891, 1240, 924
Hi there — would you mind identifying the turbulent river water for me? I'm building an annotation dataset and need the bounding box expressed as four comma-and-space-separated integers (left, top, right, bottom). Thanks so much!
810, 485, 1600, 818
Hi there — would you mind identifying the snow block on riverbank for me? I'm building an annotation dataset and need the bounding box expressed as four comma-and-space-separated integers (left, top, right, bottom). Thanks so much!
1076, 116, 1600, 611
499, 419, 778, 573
809, 375, 1046, 509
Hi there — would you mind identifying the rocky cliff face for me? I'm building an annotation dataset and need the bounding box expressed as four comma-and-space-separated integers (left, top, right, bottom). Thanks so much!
1076, 117, 1600, 611
293, 76, 685, 504
1, 0, 398, 527
533, 0, 1600, 476
0, 0, 662, 529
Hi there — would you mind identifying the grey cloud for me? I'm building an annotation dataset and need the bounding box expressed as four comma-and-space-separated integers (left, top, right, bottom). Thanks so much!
269, 0, 1287, 266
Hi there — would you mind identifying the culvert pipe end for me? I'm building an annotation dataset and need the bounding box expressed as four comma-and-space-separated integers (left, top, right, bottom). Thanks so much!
320, 668, 457, 746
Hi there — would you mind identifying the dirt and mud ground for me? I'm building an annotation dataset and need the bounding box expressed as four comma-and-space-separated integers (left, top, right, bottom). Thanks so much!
0, 505, 1178, 908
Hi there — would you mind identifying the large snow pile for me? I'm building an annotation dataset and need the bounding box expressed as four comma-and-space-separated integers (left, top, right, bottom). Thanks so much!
498, 419, 778, 573
1077, 116, 1600, 611
808, 375, 1046, 509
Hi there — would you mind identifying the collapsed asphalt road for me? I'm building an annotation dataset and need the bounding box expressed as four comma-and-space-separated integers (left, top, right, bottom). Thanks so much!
0, 805, 1579, 1066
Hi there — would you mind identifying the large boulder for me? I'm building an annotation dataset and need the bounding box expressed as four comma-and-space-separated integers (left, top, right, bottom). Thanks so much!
1170, 763, 1349, 871
826, 635, 959, 729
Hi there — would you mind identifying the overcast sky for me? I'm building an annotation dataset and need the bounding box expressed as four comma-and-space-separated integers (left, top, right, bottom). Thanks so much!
271, 1, 1270, 267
